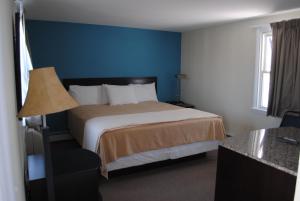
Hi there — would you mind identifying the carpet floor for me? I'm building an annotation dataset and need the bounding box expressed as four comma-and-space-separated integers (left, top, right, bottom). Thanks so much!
99, 151, 218, 201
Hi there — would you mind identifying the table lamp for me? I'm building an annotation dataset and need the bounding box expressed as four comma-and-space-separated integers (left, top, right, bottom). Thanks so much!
17, 67, 79, 127
175, 73, 187, 102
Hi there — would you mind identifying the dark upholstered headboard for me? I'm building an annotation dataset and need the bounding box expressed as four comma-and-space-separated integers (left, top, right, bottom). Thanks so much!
63, 77, 157, 90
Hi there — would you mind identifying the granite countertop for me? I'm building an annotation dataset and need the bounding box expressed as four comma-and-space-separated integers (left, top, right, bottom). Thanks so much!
221, 127, 300, 176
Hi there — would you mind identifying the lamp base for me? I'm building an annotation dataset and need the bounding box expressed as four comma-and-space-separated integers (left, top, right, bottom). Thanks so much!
42, 115, 48, 129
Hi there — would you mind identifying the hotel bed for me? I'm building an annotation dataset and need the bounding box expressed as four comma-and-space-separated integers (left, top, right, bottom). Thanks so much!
64, 77, 225, 177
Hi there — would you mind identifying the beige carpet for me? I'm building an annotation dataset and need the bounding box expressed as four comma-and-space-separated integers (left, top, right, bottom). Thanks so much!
99, 151, 218, 201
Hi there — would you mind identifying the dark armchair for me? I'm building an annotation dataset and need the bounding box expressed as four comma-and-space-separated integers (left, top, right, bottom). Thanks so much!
280, 111, 300, 128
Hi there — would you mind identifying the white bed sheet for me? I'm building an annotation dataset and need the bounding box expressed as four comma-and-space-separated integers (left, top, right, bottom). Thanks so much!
107, 140, 220, 171
83, 108, 219, 152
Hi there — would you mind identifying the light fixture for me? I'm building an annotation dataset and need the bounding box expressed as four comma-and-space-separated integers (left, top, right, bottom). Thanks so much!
175, 73, 188, 102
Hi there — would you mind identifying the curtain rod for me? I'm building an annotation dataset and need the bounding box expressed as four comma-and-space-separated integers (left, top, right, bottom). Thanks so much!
251, 17, 300, 28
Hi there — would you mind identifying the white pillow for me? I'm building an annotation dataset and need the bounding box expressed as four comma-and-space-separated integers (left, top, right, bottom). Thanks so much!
130, 83, 158, 102
104, 84, 138, 105
69, 85, 100, 105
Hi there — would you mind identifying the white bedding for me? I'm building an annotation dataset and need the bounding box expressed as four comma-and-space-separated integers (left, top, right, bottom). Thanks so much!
83, 108, 219, 152
107, 140, 220, 171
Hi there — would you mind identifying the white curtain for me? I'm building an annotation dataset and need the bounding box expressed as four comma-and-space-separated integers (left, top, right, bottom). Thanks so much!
19, 13, 33, 106
16, 9, 40, 129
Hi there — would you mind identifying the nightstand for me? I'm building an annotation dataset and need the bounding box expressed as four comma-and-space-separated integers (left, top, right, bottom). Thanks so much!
166, 101, 195, 108
27, 138, 102, 201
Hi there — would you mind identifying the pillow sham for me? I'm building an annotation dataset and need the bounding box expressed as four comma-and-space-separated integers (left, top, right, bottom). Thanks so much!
69, 85, 100, 105
130, 82, 158, 102
104, 84, 138, 105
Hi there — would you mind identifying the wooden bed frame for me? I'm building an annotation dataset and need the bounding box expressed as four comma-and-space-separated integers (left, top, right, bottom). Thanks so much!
63, 77, 157, 90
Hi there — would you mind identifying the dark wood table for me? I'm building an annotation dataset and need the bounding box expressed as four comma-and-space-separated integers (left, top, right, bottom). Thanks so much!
214, 127, 299, 201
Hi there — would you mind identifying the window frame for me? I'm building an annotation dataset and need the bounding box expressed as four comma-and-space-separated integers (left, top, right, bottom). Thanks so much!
253, 26, 272, 113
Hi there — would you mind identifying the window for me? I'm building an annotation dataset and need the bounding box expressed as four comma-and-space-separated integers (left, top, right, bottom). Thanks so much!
254, 27, 272, 112
14, 11, 33, 113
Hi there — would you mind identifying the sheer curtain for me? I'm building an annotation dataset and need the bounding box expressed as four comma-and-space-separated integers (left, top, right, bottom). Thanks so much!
19, 14, 33, 106
14, 3, 35, 127
14, 1, 33, 110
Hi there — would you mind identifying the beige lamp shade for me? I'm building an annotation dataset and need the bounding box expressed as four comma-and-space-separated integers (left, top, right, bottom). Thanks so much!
17, 67, 79, 117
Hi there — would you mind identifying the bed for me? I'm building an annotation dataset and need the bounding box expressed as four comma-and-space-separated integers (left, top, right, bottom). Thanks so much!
63, 77, 225, 177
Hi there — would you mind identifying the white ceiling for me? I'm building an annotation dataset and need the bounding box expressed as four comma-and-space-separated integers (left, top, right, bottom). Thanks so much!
24, 0, 300, 32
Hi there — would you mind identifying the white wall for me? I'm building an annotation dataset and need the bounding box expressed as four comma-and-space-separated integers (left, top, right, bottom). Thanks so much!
181, 9, 300, 136
0, 0, 26, 201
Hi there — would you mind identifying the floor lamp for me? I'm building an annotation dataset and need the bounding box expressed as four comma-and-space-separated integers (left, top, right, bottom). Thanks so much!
17, 67, 79, 201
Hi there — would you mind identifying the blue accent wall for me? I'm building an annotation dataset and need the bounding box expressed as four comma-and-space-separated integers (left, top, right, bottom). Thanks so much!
26, 20, 181, 131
